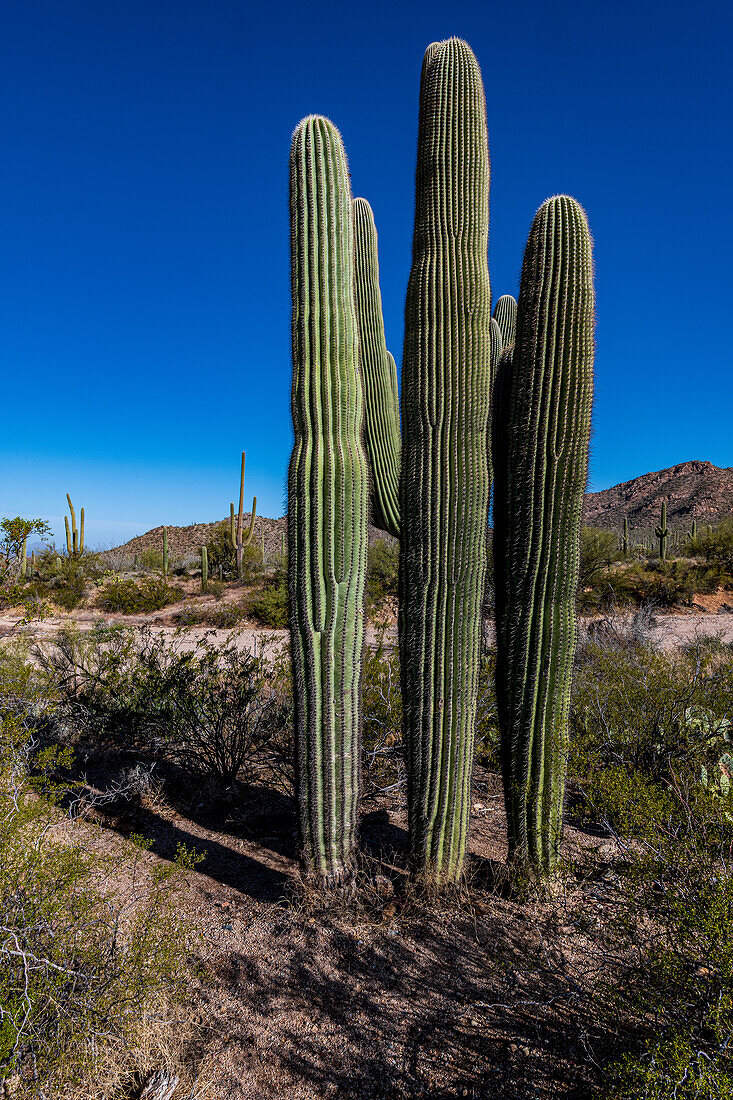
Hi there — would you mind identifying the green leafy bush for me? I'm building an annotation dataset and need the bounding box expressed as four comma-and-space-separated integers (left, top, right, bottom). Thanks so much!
690, 517, 733, 580
248, 568, 288, 627
0, 656, 196, 1097
98, 575, 182, 614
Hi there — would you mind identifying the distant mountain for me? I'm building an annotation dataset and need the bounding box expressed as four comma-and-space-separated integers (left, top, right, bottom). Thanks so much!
583, 460, 733, 530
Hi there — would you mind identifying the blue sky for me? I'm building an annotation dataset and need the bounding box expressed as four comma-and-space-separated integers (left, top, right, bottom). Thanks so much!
2, 0, 731, 548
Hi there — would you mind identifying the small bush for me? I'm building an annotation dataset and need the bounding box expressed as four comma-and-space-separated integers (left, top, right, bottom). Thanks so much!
248, 568, 288, 628
365, 538, 399, 617
139, 547, 164, 571
690, 517, 733, 580
176, 603, 247, 629
0, 666, 196, 1097
98, 576, 182, 614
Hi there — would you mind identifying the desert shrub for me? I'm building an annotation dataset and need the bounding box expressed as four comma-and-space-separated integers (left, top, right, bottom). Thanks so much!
163, 640, 291, 789
0, 661, 196, 1097
176, 603, 247, 628
361, 635, 403, 795
248, 568, 288, 627
690, 517, 733, 579
365, 538, 399, 617
98, 575, 182, 614
49, 558, 89, 610
139, 547, 164, 571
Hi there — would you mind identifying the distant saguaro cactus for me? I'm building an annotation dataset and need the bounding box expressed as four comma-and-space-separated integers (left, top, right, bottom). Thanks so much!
65, 494, 84, 556
400, 38, 492, 885
656, 503, 669, 560
493, 195, 595, 878
201, 545, 208, 592
288, 115, 369, 885
623, 516, 629, 557
230, 451, 257, 577
162, 527, 169, 576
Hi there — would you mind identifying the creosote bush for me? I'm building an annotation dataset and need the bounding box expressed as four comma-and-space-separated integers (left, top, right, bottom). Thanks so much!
0, 650, 197, 1098
98, 575, 183, 614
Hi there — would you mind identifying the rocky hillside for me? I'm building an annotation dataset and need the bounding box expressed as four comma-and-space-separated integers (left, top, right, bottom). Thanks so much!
109, 514, 396, 561
583, 460, 733, 529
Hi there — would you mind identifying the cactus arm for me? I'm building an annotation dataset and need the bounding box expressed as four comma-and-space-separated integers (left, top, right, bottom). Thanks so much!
288, 115, 369, 886
400, 39, 492, 885
352, 197, 401, 538
493, 195, 595, 877
65, 516, 71, 556
80, 508, 84, 553
243, 496, 257, 546
201, 545, 208, 591
230, 503, 236, 549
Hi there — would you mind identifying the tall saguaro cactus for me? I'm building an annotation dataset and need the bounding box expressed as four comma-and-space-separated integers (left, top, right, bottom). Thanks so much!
493, 195, 595, 877
288, 115, 369, 886
65, 494, 84, 556
230, 451, 257, 577
400, 38, 492, 885
656, 502, 669, 560
352, 198, 401, 538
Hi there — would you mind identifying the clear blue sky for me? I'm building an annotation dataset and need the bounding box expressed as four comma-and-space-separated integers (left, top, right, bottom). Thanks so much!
2, 0, 731, 548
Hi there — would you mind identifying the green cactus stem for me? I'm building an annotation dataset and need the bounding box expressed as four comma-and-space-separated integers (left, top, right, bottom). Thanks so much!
162, 527, 169, 575
352, 197, 401, 538
20, 538, 27, 577
201, 545, 208, 592
400, 39, 492, 886
288, 115, 369, 887
493, 194, 595, 878
623, 516, 629, 557
230, 451, 257, 577
65, 494, 83, 555
692, 519, 698, 541
492, 294, 518, 350
656, 502, 669, 560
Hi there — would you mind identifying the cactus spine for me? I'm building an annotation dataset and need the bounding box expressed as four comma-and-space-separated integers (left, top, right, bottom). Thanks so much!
288, 115, 369, 885
201, 545, 208, 591
493, 195, 595, 877
65, 494, 84, 556
230, 451, 257, 577
352, 197, 401, 538
656, 502, 669, 560
399, 39, 492, 885
162, 527, 169, 575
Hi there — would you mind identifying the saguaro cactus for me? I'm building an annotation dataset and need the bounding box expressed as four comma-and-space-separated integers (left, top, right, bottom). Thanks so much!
65, 494, 84, 556
162, 527, 169, 575
201, 545, 208, 592
623, 517, 629, 557
400, 38, 492, 885
230, 451, 257, 577
352, 197, 401, 538
288, 115, 369, 885
493, 195, 595, 877
20, 538, 27, 577
492, 294, 518, 350
656, 502, 669, 560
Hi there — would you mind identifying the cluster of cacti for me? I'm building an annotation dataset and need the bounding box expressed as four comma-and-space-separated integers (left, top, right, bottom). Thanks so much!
230, 451, 257, 577
64, 494, 84, 556
288, 38, 595, 886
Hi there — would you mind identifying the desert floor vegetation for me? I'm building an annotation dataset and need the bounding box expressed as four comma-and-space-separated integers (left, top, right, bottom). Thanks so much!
1, 593, 733, 1097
